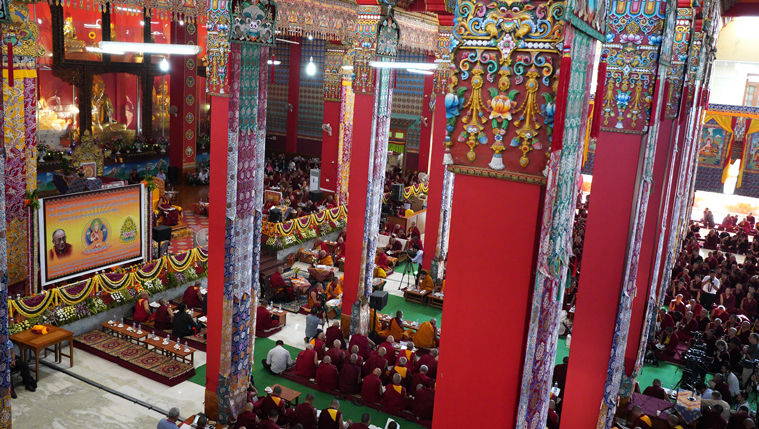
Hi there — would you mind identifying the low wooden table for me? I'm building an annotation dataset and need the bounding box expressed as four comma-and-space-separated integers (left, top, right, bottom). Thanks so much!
144, 335, 197, 366
181, 414, 225, 428
377, 314, 420, 332
403, 289, 429, 304
271, 384, 302, 405
427, 293, 444, 309
11, 324, 74, 382
269, 308, 287, 326
101, 322, 148, 344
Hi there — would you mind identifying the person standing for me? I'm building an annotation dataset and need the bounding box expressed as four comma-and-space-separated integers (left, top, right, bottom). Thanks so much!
701, 269, 720, 309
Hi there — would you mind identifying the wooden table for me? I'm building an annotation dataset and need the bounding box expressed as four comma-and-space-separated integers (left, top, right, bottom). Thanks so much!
10, 324, 74, 382
427, 293, 444, 309
170, 303, 204, 320
144, 335, 197, 366
271, 384, 302, 405
101, 322, 148, 344
403, 289, 429, 304
377, 314, 420, 332
181, 414, 225, 428
268, 307, 287, 326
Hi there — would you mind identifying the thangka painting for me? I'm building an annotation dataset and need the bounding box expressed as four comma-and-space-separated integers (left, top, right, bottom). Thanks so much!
745, 132, 759, 173
698, 123, 730, 168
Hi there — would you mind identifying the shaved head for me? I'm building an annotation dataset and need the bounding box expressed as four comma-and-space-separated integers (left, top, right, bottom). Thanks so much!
323, 356, 332, 364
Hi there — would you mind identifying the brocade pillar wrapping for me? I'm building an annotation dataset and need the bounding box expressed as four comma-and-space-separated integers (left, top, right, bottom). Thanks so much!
169, 22, 199, 174
0, 34, 11, 426
563, 1, 677, 427
416, 56, 436, 172
516, 26, 596, 429
335, 77, 354, 205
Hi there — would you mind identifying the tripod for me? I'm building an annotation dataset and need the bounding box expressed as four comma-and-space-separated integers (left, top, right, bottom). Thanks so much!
398, 252, 417, 290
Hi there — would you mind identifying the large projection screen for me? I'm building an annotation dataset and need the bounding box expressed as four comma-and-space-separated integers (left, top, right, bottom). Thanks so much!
39, 184, 146, 285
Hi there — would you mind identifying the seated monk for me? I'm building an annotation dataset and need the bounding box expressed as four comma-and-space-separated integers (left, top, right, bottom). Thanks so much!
309, 331, 327, 360
133, 291, 154, 323
712, 306, 730, 324
348, 413, 372, 429
376, 252, 391, 278
318, 250, 333, 266
720, 288, 737, 313
379, 311, 411, 342
385, 237, 403, 258
411, 365, 434, 389
313, 238, 328, 252
377, 335, 398, 364
676, 311, 699, 343
325, 340, 345, 371
361, 368, 384, 403
395, 341, 417, 370
315, 356, 339, 391
417, 271, 434, 293
234, 403, 259, 429
388, 357, 411, 390
258, 386, 290, 425
349, 333, 375, 360
334, 237, 346, 261
411, 384, 435, 421
740, 292, 758, 319
301, 283, 324, 315
381, 373, 409, 414
413, 319, 440, 349
154, 298, 174, 331
270, 267, 294, 301
408, 221, 421, 240
628, 405, 653, 429
318, 400, 348, 429
657, 308, 675, 333
158, 194, 179, 226
348, 346, 364, 368
708, 318, 726, 338
416, 349, 439, 378
363, 347, 388, 378
656, 327, 679, 356
739, 321, 752, 343
294, 344, 318, 380
325, 321, 346, 350
642, 379, 667, 400
256, 300, 281, 335
338, 353, 362, 395
289, 393, 317, 429
183, 281, 204, 309
669, 294, 687, 314
326, 279, 342, 300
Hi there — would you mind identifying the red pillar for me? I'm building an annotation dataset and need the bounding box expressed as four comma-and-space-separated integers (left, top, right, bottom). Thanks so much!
320, 100, 341, 192
416, 55, 436, 173
286, 38, 302, 154
205, 95, 228, 402
433, 174, 542, 428
341, 91, 375, 316
421, 94, 446, 269
624, 119, 674, 371
169, 23, 198, 175
561, 132, 644, 428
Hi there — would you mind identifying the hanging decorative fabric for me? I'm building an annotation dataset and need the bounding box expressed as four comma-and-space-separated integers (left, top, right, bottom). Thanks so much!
276, 0, 358, 43
395, 11, 438, 54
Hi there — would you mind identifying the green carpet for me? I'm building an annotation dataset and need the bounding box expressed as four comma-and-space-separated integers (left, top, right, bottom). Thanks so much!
190, 337, 424, 429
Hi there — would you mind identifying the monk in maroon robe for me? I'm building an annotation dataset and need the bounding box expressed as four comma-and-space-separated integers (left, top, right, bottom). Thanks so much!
676, 311, 699, 342
377, 252, 391, 272
289, 394, 317, 429
349, 334, 374, 360
395, 343, 416, 370
182, 281, 204, 308
657, 309, 675, 332
696, 308, 711, 332
388, 357, 412, 390
411, 365, 434, 389
315, 356, 339, 391
720, 288, 737, 312
552, 357, 568, 392
310, 332, 327, 360
656, 327, 679, 356
338, 354, 362, 395
377, 337, 398, 363
259, 410, 282, 429
269, 267, 294, 301
234, 403, 258, 429
408, 222, 421, 239
348, 346, 364, 368
363, 347, 388, 378
740, 292, 758, 318
411, 384, 435, 420
325, 322, 346, 350
361, 368, 384, 403
381, 374, 409, 414
739, 321, 753, 343
318, 401, 347, 429
294, 344, 318, 379
347, 414, 372, 429
416, 349, 438, 379
259, 388, 289, 426
642, 379, 667, 400
325, 340, 345, 371
256, 302, 280, 335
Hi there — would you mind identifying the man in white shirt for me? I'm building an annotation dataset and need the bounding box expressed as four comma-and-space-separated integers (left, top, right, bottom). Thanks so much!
263, 340, 294, 375
723, 365, 741, 397
701, 269, 720, 308
734, 390, 751, 414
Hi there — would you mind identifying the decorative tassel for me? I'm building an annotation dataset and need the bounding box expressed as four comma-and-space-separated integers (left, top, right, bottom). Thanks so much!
443, 149, 453, 165
7, 41, 13, 87
589, 54, 607, 140
550, 47, 572, 152
488, 153, 504, 170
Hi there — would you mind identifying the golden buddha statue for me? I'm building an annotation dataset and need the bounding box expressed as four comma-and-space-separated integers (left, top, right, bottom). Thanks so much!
92, 75, 125, 134
152, 80, 170, 129
38, 98, 71, 131
63, 17, 86, 53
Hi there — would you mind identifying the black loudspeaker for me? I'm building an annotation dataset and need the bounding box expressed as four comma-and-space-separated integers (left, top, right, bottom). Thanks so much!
390, 183, 404, 202
153, 225, 172, 242
269, 207, 282, 223
369, 290, 388, 311
167, 166, 179, 182
309, 190, 323, 204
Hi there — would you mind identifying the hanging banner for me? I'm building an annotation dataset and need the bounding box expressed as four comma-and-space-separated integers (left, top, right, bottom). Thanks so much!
698, 123, 731, 167
39, 185, 146, 285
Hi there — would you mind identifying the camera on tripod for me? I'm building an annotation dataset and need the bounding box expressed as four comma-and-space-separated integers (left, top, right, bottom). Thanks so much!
677, 331, 709, 391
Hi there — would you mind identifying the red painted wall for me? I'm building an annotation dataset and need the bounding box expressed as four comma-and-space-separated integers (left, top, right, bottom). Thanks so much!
341, 93, 375, 316
433, 174, 542, 428
624, 119, 674, 372
405, 153, 419, 172
320, 101, 341, 192
561, 132, 644, 428
205, 96, 229, 393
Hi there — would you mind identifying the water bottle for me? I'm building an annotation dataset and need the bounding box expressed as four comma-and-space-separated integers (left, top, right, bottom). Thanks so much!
120, 317, 123, 325
279, 303, 282, 311
152, 330, 155, 339
565, 333, 571, 348
132, 322, 136, 330
551, 382, 560, 397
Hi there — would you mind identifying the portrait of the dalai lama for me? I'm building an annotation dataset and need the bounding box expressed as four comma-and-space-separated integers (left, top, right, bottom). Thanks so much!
49, 229, 73, 260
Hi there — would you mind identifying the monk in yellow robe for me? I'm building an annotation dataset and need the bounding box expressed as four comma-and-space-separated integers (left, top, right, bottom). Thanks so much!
380, 310, 412, 340
418, 271, 434, 292
413, 318, 440, 349
319, 250, 333, 266
326, 278, 342, 300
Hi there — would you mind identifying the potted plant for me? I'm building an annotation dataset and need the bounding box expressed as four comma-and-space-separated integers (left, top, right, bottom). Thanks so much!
158, 136, 169, 154
38, 141, 50, 162
111, 135, 124, 155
